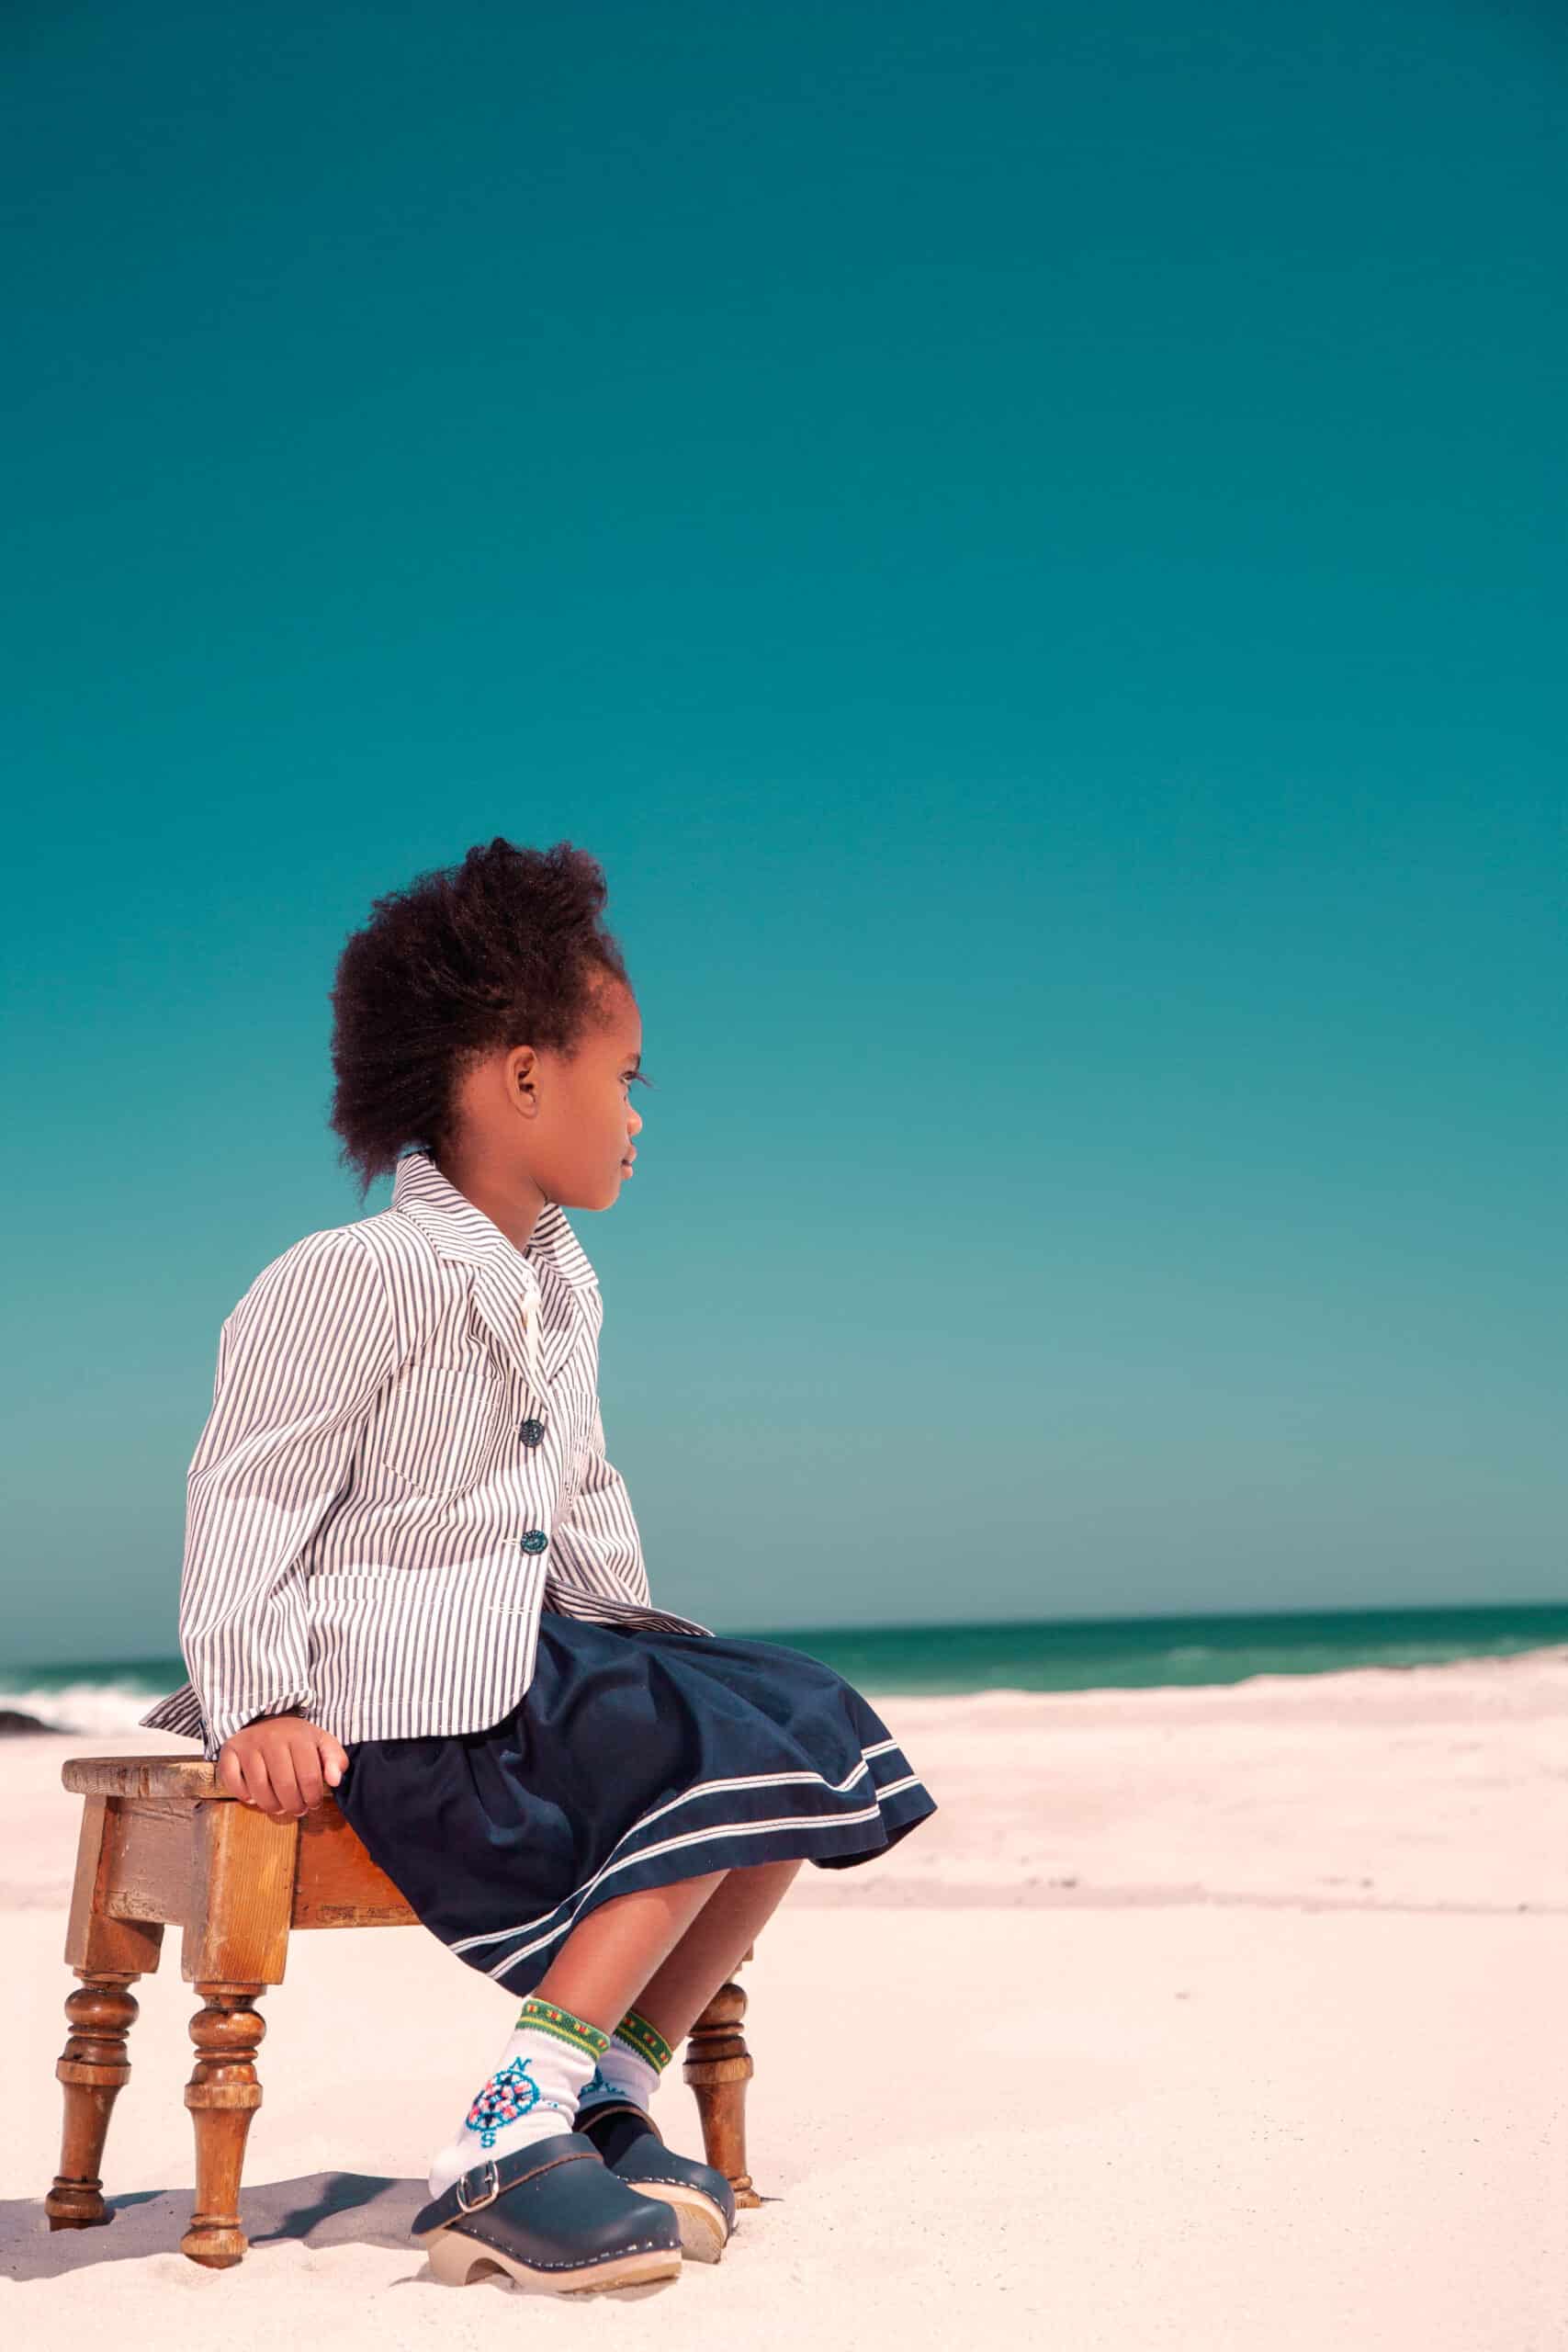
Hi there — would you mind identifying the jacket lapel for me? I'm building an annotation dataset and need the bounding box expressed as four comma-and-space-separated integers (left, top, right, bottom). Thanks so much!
391, 1149, 600, 1402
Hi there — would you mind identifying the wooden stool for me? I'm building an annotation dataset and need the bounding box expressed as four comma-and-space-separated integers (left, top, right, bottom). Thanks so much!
44, 1755, 760, 2267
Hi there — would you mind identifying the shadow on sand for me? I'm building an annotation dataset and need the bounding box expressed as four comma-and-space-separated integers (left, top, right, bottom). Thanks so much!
1, 2170, 425, 2279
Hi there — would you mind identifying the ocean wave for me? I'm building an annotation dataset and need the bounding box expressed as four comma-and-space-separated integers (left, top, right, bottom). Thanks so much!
0, 1681, 164, 1736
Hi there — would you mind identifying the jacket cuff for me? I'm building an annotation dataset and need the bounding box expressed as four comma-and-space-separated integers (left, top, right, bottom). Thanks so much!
207, 1691, 317, 1757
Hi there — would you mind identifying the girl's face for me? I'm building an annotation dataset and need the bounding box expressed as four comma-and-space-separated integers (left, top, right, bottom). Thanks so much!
529, 979, 647, 1214
443, 977, 648, 1224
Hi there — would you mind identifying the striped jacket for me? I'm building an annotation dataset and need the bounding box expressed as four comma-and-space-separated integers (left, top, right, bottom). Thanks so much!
141, 1148, 713, 1758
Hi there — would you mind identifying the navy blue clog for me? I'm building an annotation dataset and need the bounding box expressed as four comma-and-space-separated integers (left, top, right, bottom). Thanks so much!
573, 2098, 738, 2262
409, 2132, 682, 2293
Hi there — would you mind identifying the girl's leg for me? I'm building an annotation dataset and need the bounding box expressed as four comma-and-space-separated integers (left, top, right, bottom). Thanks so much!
537, 1858, 801, 2041
568, 1860, 805, 2127
429, 1860, 803, 2194
626, 1857, 803, 2047
427, 1869, 727, 2195
532, 1868, 729, 2027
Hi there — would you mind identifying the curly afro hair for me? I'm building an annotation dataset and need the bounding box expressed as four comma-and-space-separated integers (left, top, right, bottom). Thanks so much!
328, 837, 633, 1202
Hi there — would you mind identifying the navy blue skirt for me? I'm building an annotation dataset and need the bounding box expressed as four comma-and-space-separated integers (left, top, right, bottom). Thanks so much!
333, 1609, 938, 1998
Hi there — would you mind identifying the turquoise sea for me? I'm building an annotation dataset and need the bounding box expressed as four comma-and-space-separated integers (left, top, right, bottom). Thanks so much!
4, 1600, 1564, 1733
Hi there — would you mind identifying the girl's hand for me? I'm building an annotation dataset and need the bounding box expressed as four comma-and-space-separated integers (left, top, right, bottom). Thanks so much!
217, 1714, 349, 1823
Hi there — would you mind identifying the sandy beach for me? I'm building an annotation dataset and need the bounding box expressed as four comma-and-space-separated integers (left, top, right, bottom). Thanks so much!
4, 1649, 1564, 2350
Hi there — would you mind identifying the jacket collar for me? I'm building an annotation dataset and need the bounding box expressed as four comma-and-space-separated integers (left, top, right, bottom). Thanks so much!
390, 1148, 599, 1291
389, 1148, 601, 1396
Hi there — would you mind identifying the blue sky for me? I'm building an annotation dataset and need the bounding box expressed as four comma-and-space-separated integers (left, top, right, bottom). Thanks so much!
4, 0, 1562, 1663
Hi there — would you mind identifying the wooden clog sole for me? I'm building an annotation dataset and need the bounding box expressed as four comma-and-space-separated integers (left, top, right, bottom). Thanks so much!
632, 2181, 731, 2263
421, 2223, 682, 2293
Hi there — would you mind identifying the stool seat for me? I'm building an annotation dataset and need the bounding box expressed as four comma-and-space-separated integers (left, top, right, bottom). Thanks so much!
43, 1750, 760, 2267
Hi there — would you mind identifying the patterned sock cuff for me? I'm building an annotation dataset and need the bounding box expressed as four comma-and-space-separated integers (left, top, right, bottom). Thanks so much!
514, 1996, 612, 2062
615, 2006, 674, 2073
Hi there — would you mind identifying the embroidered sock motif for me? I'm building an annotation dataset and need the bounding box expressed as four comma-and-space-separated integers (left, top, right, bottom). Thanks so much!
465, 2056, 541, 2148
579, 2003, 676, 2118
427, 1996, 613, 2199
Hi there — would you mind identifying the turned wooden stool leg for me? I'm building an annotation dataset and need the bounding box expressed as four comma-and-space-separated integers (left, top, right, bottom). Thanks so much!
176, 1797, 298, 2268
45, 1792, 165, 2232
682, 1977, 760, 2208
182, 1984, 268, 2267
46, 1973, 144, 2229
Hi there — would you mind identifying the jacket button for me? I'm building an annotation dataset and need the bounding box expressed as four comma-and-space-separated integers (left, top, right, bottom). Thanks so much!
520, 1530, 549, 1554
519, 1418, 545, 1445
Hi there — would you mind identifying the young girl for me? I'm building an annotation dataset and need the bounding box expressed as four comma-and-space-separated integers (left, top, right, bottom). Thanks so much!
142, 837, 937, 2296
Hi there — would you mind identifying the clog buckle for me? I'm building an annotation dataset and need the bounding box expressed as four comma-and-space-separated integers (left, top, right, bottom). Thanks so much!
454, 2159, 502, 2214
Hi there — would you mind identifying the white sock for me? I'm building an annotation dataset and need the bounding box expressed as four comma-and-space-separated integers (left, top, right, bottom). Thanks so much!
428, 1995, 611, 2198
578, 2003, 674, 2118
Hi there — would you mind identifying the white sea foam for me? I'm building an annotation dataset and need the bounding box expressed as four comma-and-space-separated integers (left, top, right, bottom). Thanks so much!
0, 1681, 165, 1736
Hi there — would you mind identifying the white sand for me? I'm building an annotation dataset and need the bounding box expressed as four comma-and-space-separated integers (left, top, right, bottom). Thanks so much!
3, 1650, 1565, 2349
